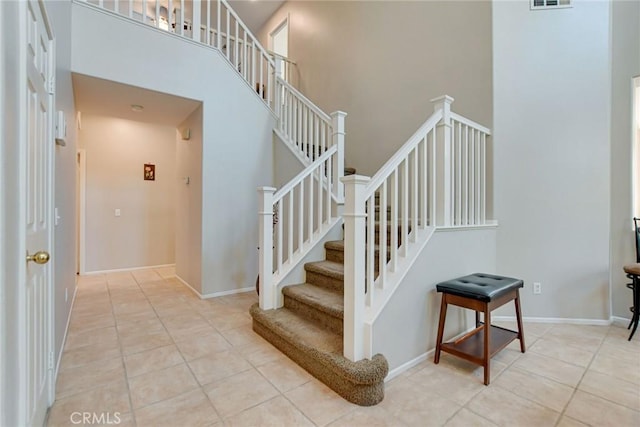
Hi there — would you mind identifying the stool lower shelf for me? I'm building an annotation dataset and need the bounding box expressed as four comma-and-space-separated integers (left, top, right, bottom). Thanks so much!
440, 324, 518, 366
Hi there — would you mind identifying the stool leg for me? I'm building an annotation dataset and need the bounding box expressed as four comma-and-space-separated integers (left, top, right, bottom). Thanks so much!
434, 295, 448, 364
475, 310, 480, 328
483, 305, 491, 385
514, 289, 526, 353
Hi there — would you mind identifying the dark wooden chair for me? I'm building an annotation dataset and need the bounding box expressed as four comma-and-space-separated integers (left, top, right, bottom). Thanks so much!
622, 218, 640, 340
434, 273, 525, 385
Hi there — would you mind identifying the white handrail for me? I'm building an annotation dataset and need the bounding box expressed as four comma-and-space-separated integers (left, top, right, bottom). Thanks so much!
274, 146, 337, 202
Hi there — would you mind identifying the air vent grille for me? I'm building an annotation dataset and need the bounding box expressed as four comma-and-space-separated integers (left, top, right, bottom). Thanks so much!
531, 0, 572, 10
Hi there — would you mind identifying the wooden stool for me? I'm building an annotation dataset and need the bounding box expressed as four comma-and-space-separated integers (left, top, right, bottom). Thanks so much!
434, 273, 526, 385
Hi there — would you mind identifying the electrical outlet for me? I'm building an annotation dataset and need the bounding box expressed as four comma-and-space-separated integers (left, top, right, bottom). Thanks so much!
65, 288, 68, 302
115, 209, 121, 217
533, 282, 542, 294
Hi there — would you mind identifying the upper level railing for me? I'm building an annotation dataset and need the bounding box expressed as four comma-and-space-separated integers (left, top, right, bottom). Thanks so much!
341, 96, 494, 361
81, 0, 276, 109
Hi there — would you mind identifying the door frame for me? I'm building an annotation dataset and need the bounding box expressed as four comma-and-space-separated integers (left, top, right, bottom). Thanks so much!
77, 148, 86, 275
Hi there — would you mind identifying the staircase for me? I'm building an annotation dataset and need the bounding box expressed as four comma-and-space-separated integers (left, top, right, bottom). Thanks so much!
251, 238, 388, 406
82, 0, 494, 408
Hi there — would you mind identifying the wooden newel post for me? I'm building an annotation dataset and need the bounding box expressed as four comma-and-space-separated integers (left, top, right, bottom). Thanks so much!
331, 111, 347, 203
341, 174, 369, 362
431, 95, 454, 227
258, 186, 276, 310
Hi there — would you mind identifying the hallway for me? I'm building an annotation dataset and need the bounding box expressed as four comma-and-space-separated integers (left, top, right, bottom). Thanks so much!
47, 268, 640, 426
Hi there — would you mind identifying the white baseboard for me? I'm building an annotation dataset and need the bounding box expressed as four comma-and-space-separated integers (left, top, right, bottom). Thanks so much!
83, 263, 175, 275
492, 315, 611, 326
385, 326, 475, 382
386, 350, 434, 382
174, 275, 254, 300
610, 316, 631, 327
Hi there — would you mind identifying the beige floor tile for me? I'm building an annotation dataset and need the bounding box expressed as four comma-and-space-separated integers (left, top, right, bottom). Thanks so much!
408, 362, 485, 405
111, 300, 153, 317
133, 389, 219, 427
257, 358, 313, 392
220, 326, 269, 347
237, 341, 288, 367
589, 352, 640, 385
224, 395, 313, 426
444, 408, 497, 427
154, 266, 176, 278
466, 385, 560, 426
284, 379, 358, 426
162, 316, 216, 340
174, 331, 232, 361
379, 379, 461, 427
114, 313, 162, 329
579, 370, 640, 411
124, 344, 184, 377
512, 352, 585, 387
64, 326, 118, 351
205, 311, 252, 332
55, 357, 125, 399
47, 379, 130, 427
529, 337, 595, 367
58, 339, 122, 372
187, 349, 253, 385
128, 363, 198, 409
493, 367, 574, 412
544, 326, 605, 352
328, 405, 408, 427
131, 268, 162, 283
555, 416, 589, 427
435, 353, 509, 385
68, 313, 115, 333
119, 328, 173, 356
564, 390, 640, 427
204, 369, 279, 418
71, 302, 113, 318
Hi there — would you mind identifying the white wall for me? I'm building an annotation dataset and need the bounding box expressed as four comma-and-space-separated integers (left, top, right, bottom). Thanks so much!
493, 0, 611, 320
610, 0, 640, 319
374, 228, 497, 372
259, 1, 493, 184
71, 3, 275, 295
176, 107, 203, 293
46, 0, 79, 373
80, 115, 177, 272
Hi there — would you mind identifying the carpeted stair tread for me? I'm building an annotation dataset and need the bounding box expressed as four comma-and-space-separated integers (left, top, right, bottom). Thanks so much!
325, 239, 392, 254
325, 240, 345, 252
251, 304, 342, 353
283, 283, 344, 319
305, 260, 344, 280
251, 303, 388, 406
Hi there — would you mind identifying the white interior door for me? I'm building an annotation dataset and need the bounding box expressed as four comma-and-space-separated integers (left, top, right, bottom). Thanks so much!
24, 0, 55, 425
270, 18, 289, 81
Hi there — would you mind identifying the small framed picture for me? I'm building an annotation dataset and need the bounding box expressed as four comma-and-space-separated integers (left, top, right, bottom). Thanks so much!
144, 164, 155, 181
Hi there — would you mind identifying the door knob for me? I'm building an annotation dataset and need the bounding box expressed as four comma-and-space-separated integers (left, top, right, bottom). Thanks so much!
26, 251, 50, 265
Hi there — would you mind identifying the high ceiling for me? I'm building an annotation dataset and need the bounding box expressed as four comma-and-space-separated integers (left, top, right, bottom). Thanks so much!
229, 0, 285, 34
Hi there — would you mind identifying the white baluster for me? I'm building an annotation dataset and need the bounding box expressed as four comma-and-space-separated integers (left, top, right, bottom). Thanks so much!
366, 193, 375, 308
192, 0, 201, 41
258, 187, 276, 310
341, 174, 370, 362
379, 181, 387, 288
216, 0, 221, 48
390, 169, 398, 272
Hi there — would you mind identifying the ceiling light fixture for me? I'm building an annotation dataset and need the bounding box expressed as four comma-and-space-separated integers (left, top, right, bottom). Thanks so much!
131, 104, 144, 112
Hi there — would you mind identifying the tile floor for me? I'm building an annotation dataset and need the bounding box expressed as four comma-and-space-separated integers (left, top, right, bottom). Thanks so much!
47, 267, 640, 427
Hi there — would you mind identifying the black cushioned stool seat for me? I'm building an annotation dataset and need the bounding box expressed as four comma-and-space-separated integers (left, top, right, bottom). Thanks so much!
434, 273, 525, 385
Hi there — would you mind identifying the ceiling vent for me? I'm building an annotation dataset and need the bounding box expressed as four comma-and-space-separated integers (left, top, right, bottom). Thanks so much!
531, 0, 572, 10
